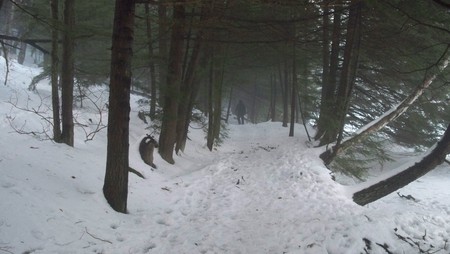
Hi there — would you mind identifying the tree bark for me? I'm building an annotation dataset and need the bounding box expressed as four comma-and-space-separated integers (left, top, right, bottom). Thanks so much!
175, 23, 204, 154
206, 53, 214, 150
103, 0, 135, 214
316, 8, 342, 144
60, 0, 75, 147
320, 2, 362, 164
226, 86, 233, 123
145, 3, 157, 120
353, 123, 450, 206
269, 73, 277, 121
281, 44, 289, 127
17, 42, 26, 64
158, 0, 168, 102
158, 1, 186, 164
333, 1, 362, 147
50, 0, 61, 142
315, 3, 330, 139
289, 40, 296, 137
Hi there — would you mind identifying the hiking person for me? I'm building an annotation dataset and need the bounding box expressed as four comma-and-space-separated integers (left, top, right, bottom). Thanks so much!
235, 100, 246, 125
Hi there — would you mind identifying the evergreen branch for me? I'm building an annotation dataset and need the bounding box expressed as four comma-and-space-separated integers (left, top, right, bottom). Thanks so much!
382, 0, 450, 35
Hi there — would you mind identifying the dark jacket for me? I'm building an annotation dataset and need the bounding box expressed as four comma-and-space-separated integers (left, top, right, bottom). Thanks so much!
235, 100, 246, 116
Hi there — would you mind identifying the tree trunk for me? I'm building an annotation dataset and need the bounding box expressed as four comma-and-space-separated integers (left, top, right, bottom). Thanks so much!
315, 3, 330, 139
50, 0, 61, 142
334, 1, 362, 144
226, 86, 233, 123
158, 1, 186, 164
332, 46, 450, 159
289, 41, 296, 137
103, 0, 135, 214
353, 123, 450, 206
17, 42, 27, 64
60, 0, 75, 147
145, 3, 157, 120
175, 24, 204, 154
158, 0, 168, 102
269, 73, 277, 122
279, 47, 289, 127
320, 2, 362, 164
206, 53, 214, 150
212, 60, 223, 139
316, 8, 342, 144
206, 44, 225, 150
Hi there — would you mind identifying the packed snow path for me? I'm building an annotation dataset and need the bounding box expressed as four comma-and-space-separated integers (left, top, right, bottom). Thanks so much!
151, 124, 359, 253
128, 123, 450, 254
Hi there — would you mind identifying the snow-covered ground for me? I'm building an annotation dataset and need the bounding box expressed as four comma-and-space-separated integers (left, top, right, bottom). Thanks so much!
0, 57, 449, 254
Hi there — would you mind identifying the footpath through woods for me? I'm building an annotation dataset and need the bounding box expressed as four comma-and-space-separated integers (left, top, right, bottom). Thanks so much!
132, 122, 450, 254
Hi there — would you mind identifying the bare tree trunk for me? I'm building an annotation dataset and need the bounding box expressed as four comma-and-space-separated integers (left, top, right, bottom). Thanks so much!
251, 82, 257, 123
175, 22, 204, 154
206, 44, 225, 150
50, 0, 61, 142
289, 41, 296, 137
60, 0, 75, 147
315, 3, 330, 139
316, 8, 342, 144
225, 86, 233, 123
282, 54, 289, 127
145, 3, 157, 120
158, 0, 168, 102
158, 1, 186, 164
17, 42, 26, 64
320, 1, 362, 164
269, 73, 277, 122
103, 0, 135, 214
353, 123, 450, 206
206, 53, 214, 150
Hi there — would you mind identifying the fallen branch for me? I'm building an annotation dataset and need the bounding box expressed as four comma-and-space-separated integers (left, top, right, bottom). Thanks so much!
394, 228, 448, 253
397, 192, 418, 202
375, 243, 393, 254
84, 227, 112, 244
129, 167, 145, 179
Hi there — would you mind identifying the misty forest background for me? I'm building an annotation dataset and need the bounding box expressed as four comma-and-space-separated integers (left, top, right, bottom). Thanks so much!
0, 0, 449, 213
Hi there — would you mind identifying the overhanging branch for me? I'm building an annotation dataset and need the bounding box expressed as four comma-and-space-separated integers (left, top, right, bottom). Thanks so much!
0, 35, 50, 54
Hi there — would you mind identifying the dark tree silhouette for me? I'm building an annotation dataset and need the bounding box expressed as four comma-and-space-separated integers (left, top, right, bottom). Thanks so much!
103, 0, 135, 213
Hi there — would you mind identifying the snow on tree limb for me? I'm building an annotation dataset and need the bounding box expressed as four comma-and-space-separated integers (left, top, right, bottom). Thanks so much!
352, 123, 450, 206
322, 45, 450, 165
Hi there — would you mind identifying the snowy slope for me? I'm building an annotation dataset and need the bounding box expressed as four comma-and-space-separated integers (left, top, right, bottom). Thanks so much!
0, 57, 449, 254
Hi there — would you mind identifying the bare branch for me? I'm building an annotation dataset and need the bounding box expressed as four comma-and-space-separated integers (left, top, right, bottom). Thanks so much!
0, 34, 49, 54
84, 227, 112, 244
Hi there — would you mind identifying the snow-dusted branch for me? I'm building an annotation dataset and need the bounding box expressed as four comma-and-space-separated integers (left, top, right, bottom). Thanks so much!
322, 45, 450, 164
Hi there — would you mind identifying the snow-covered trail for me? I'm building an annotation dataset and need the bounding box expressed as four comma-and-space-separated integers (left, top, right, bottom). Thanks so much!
141, 123, 372, 254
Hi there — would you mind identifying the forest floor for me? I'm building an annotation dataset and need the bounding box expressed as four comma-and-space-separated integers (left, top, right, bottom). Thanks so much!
0, 57, 449, 254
